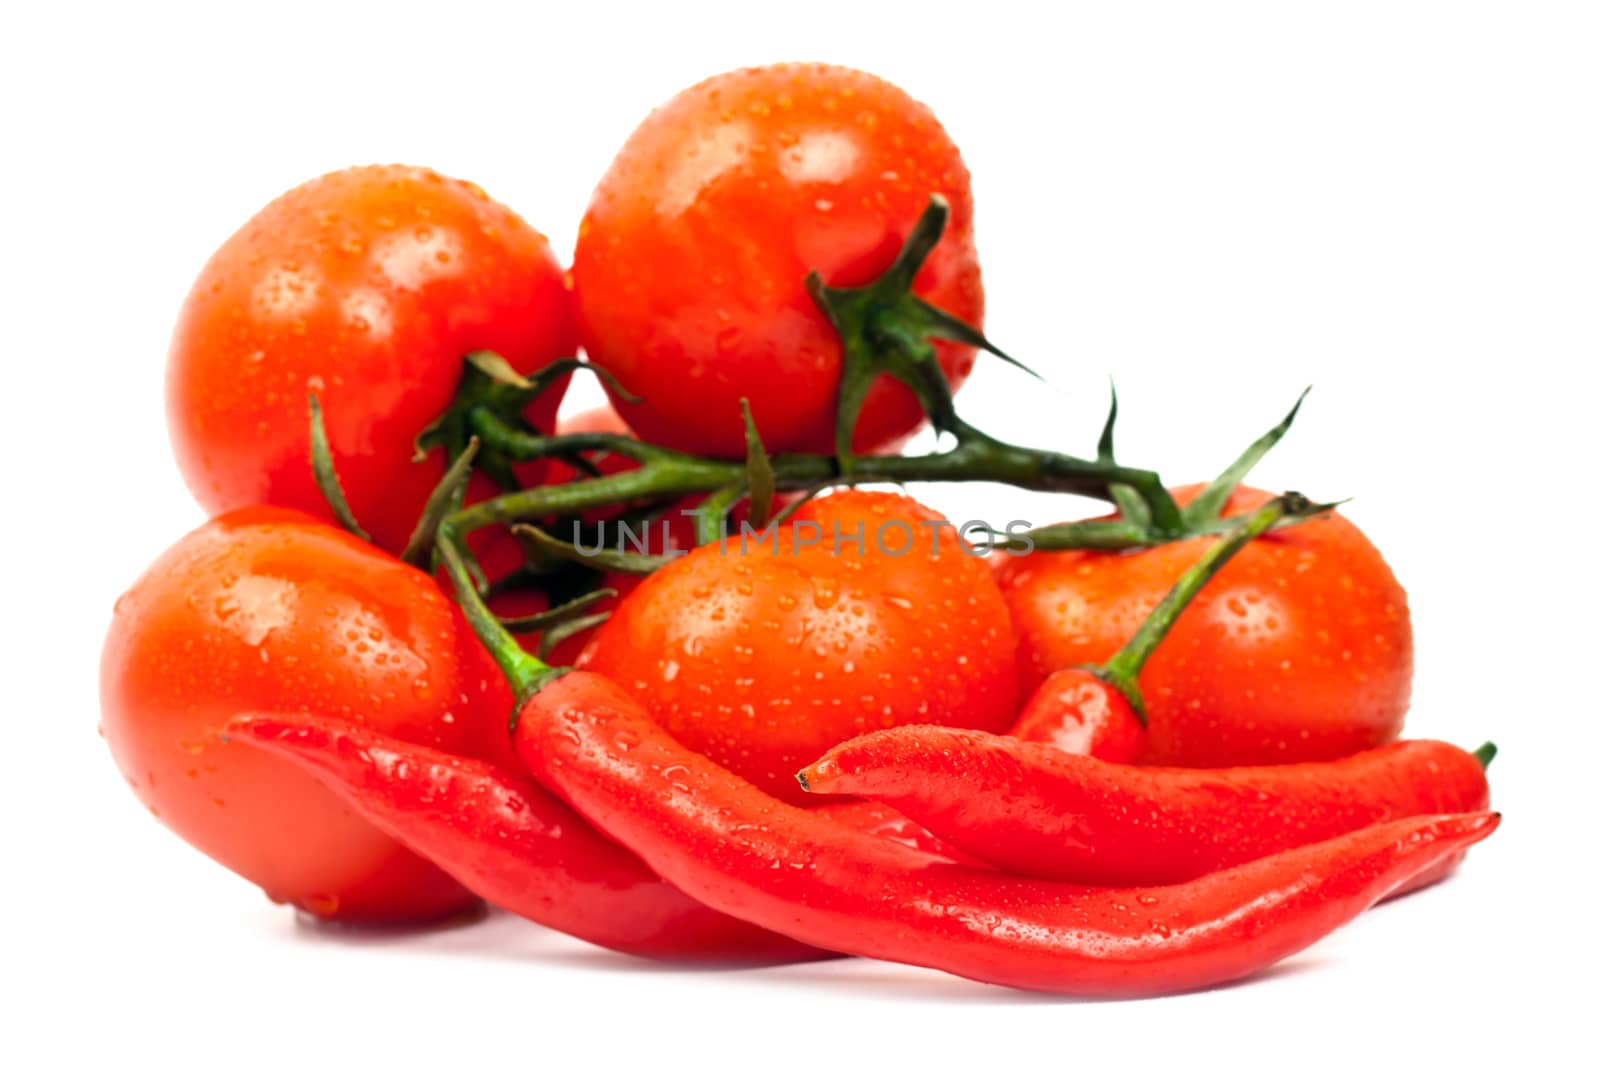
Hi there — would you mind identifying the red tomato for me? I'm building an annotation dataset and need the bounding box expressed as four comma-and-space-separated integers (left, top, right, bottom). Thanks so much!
994, 485, 1413, 767
167, 165, 576, 555
574, 64, 983, 458
579, 490, 1019, 803
100, 508, 512, 923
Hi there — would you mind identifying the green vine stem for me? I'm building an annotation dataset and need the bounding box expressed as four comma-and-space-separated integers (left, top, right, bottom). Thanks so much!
457, 407, 1181, 543
435, 530, 558, 705
420, 196, 1335, 569
1093, 493, 1311, 721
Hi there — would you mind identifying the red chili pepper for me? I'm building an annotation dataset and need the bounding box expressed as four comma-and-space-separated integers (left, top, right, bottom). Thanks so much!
798, 729, 1494, 885
1008, 668, 1146, 761
1005, 494, 1309, 761
510, 667, 1497, 995
431, 508, 1498, 994
224, 712, 826, 962
224, 711, 974, 958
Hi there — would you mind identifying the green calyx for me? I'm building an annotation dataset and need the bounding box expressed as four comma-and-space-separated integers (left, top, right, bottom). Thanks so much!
806, 195, 1040, 471
414, 352, 638, 494
307, 392, 372, 543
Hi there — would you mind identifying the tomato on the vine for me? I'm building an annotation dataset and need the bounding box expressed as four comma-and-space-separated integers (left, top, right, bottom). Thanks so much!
167, 164, 576, 555
578, 490, 1019, 803
573, 63, 983, 458
100, 508, 513, 923
994, 485, 1413, 767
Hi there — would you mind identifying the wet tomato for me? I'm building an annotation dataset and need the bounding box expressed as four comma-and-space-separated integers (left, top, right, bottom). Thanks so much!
100, 508, 511, 923
579, 490, 1019, 803
994, 485, 1412, 766
574, 64, 982, 458
167, 164, 576, 555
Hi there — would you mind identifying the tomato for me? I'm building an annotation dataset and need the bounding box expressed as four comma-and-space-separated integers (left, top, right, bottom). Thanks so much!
579, 490, 1019, 803
167, 164, 576, 555
573, 63, 983, 458
994, 485, 1413, 767
99, 508, 513, 923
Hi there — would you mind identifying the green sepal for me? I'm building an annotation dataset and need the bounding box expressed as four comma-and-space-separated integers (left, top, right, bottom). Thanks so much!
807, 195, 1034, 470
307, 393, 372, 542
413, 353, 538, 483
741, 399, 776, 530
400, 437, 479, 569
414, 354, 639, 492
513, 522, 677, 576
538, 614, 611, 661
498, 587, 618, 634
1096, 382, 1152, 528
1182, 388, 1310, 524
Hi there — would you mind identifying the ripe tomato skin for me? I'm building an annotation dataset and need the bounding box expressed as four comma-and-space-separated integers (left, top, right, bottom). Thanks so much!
99, 508, 512, 923
579, 490, 1019, 803
994, 485, 1413, 767
167, 164, 577, 555
574, 64, 983, 458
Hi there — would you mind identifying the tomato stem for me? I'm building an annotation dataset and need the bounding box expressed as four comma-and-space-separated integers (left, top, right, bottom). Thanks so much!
807, 196, 1041, 471
694, 482, 748, 546
435, 520, 559, 706
1096, 494, 1312, 718
399, 437, 480, 569
457, 409, 1180, 541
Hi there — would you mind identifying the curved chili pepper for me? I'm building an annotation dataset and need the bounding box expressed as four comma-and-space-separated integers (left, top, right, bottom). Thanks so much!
1006, 494, 1311, 761
818, 798, 984, 864
798, 729, 1494, 885
224, 712, 827, 963
511, 668, 1498, 995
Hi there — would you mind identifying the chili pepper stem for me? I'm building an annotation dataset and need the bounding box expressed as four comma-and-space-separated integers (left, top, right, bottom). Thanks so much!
1095, 493, 1312, 719
1473, 742, 1498, 768
435, 524, 562, 708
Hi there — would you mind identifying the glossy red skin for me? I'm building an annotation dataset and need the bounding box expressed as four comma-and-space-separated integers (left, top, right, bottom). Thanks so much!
167, 164, 576, 555
99, 508, 508, 922
579, 490, 1019, 803
573, 64, 983, 457
996, 485, 1413, 766
225, 712, 973, 957
514, 669, 1498, 995
801, 731, 1490, 886
1009, 668, 1146, 763
225, 713, 826, 961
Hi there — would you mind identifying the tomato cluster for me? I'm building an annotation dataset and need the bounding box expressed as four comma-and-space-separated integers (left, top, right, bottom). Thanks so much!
103, 63, 1418, 939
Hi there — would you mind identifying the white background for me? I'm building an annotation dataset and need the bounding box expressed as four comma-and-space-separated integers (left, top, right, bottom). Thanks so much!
4, 2, 1596, 1063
